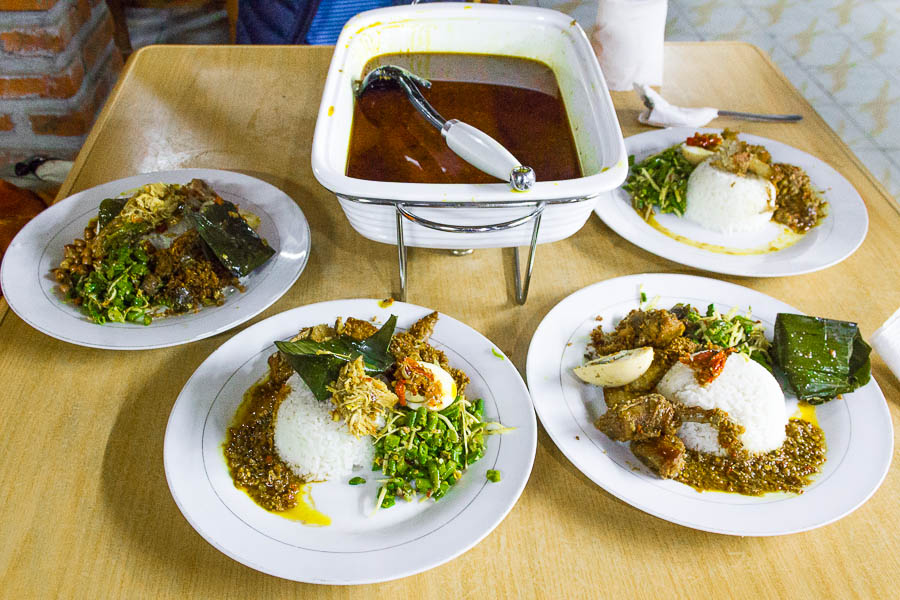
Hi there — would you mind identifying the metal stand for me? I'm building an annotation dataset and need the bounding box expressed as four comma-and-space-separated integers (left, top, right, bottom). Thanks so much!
395, 202, 545, 304
514, 208, 542, 304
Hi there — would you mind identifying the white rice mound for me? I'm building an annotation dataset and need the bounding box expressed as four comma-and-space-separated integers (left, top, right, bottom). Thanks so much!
656, 353, 787, 455
273, 373, 373, 481
684, 160, 776, 233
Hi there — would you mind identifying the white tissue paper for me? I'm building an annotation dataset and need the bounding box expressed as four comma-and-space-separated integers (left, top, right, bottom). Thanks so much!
871, 306, 900, 382
592, 0, 667, 91
636, 84, 720, 127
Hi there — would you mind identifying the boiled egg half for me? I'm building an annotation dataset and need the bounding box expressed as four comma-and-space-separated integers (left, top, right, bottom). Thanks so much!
405, 361, 457, 411
680, 142, 714, 165
574, 346, 654, 387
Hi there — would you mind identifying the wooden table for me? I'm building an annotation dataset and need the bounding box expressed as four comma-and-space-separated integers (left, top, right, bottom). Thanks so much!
1, 43, 898, 598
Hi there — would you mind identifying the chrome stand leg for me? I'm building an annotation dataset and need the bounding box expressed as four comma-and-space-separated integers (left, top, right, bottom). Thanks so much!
513, 209, 542, 304
395, 200, 544, 304
396, 206, 408, 301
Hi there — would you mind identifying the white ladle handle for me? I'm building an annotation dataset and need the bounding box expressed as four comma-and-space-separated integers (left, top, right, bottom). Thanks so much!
441, 119, 535, 190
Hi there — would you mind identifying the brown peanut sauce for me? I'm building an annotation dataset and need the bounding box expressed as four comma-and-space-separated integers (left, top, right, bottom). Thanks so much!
347, 53, 581, 184
223, 369, 302, 512
676, 418, 826, 495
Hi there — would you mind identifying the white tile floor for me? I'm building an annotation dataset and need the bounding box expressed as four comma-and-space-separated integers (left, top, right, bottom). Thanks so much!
664, 0, 900, 203
124, 0, 900, 204
542, 0, 900, 204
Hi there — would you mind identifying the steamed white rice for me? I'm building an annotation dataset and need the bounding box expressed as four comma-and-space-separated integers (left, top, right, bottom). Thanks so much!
684, 161, 776, 233
273, 373, 373, 481
657, 353, 786, 455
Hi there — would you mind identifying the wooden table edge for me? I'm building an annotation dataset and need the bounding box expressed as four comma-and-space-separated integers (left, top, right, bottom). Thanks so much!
739, 42, 900, 218
6, 41, 897, 328
59, 40, 900, 219
0, 48, 149, 323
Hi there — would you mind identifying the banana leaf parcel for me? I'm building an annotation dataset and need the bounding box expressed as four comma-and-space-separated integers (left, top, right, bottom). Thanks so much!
773, 313, 871, 404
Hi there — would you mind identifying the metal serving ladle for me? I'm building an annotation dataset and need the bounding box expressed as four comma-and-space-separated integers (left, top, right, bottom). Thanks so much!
355, 65, 536, 191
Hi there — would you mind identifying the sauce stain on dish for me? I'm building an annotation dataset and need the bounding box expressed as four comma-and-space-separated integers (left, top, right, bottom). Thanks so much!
280, 484, 331, 526
792, 401, 819, 427
233, 483, 331, 525
378, 297, 394, 308
645, 213, 805, 255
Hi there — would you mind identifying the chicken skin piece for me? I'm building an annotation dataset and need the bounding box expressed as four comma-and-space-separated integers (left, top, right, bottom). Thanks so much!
591, 309, 686, 356
631, 431, 686, 479
595, 393, 676, 442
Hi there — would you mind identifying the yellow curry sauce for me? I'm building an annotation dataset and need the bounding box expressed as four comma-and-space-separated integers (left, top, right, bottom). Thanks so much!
280, 485, 330, 526
223, 361, 329, 524
645, 213, 805, 256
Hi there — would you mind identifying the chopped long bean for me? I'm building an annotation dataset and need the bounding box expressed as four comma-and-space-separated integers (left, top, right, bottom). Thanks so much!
622, 145, 694, 220
371, 396, 507, 510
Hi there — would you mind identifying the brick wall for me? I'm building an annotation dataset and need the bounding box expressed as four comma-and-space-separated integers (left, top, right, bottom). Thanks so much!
0, 0, 123, 166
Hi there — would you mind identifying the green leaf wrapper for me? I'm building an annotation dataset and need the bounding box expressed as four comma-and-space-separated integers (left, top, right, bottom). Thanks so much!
773, 313, 872, 404
186, 198, 275, 277
274, 315, 398, 401
97, 197, 127, 229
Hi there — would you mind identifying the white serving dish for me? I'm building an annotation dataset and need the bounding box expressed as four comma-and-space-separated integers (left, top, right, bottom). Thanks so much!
310, 2, 627, 249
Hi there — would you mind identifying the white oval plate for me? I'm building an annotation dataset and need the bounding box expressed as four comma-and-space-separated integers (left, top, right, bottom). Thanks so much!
164, 299, 537, 584
594, 128, 868, 277
1, 169, 310, 349
526, 273, 892, 536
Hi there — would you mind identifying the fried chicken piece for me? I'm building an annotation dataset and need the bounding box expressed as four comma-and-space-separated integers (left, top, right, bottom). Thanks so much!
182, 178, 221, 211
595, 393, 676, 442
591, 309, 685, 356
389, 311, 469, 393
631, 430, 686, 479
594, 393, 745, 479
390, 311, 439, 357
286, 316, 378, 347
340, 317, 378, 340
710, 131, 773, 178
594, 392, 685, 480
595, 392, 743, 452
290, 323, 336, 343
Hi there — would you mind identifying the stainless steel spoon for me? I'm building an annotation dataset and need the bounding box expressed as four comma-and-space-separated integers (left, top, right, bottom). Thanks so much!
639, 91, 803, 122
355, 65, 536, 191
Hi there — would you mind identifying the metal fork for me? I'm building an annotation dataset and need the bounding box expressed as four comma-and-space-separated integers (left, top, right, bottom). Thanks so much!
640, 93, 802, 122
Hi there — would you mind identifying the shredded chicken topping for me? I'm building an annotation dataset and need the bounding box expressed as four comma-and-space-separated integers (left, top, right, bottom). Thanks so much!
328, 356, 398, 437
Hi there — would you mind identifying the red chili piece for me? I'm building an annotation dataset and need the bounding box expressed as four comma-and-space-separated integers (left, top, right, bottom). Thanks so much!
685, 132, 723, 150
681, 349, 731, 385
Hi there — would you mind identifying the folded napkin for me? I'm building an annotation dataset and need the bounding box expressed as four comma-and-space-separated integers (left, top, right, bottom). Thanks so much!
592, 0, 667, 91
636, 84, 720, 128
871, 306, 900, 382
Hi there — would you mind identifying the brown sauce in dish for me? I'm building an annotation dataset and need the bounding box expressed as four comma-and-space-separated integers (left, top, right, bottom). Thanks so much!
676, 419, 826, 495
346, 53, 581, 184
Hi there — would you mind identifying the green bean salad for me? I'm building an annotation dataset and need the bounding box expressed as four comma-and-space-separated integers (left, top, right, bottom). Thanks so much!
371, 396, 507, 511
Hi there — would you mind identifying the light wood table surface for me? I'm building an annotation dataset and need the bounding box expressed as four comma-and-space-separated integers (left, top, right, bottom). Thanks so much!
1, 43, 898, 598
